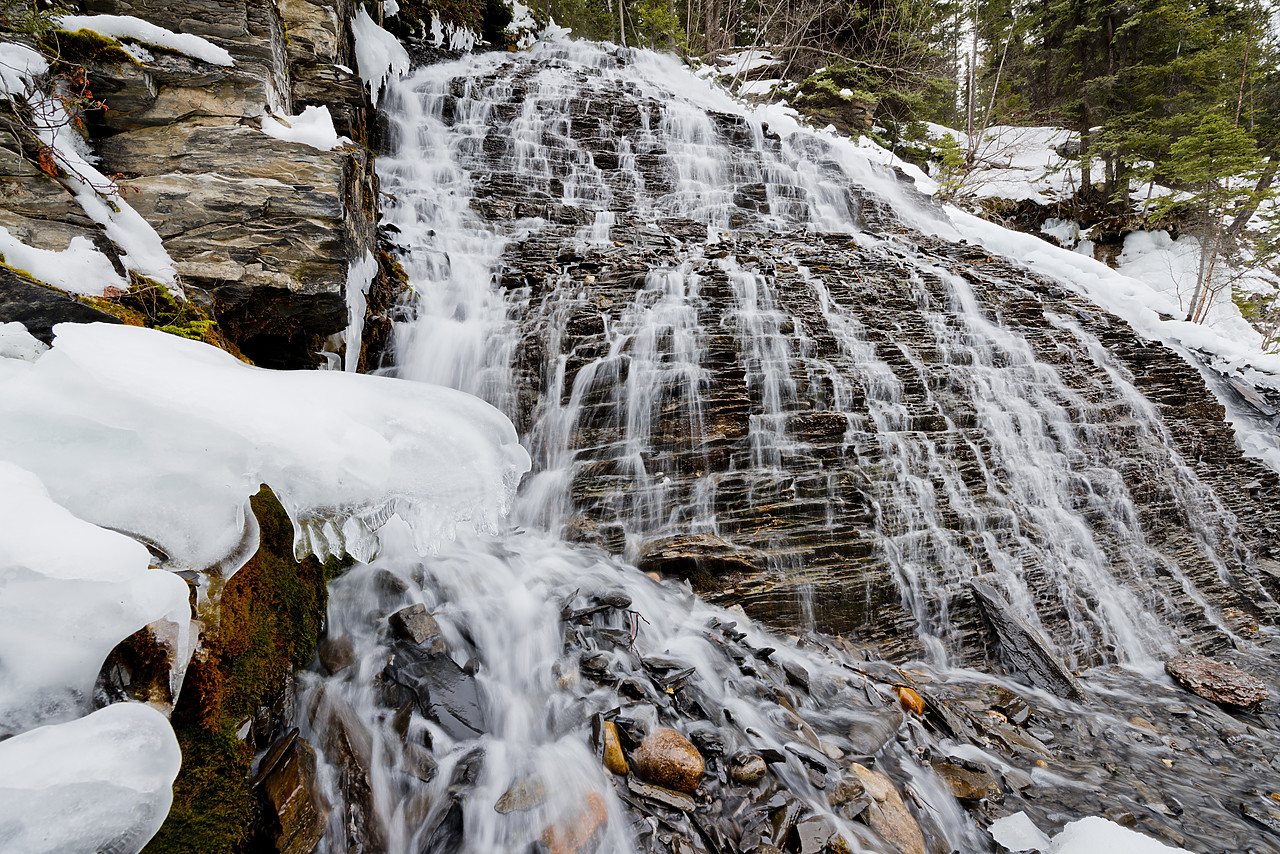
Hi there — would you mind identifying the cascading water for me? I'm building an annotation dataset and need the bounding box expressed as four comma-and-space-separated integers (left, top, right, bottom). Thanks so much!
296, 34, 1280, 854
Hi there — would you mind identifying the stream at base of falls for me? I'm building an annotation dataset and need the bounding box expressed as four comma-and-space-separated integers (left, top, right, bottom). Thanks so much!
294, 36, 1280, 854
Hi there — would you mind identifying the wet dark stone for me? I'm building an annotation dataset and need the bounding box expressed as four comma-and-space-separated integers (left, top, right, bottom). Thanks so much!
389, 604, 446, 652
969, 576, 1086, 701
386, 645, 485, 741
420, 798, 465, 854
0, 271, 124, 343
317, 636, 355, 676
626, 777, 697, 812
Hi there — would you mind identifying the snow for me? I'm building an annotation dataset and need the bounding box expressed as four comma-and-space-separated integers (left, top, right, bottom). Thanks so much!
0, 227, 128, 296
738, 79, 780, 97
344, 249, 377, 372
0, 460, 191, 736
384, 0, 400, 16
0, 322, 47, 361
715, 49, 778, 77
0, 702, 181, 854
991, 813, 1191, 853
261, 105, 351, 151
351, 7, 410, 107
0, 323, 532, 573
56, 14, 234, 67
0, 42, 46, 98
427, 11, 478, 51
505, 0, 541, 49
989, 811, 1050, 851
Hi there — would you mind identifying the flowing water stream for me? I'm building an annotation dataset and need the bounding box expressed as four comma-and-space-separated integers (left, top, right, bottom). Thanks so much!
295, 36, 1280, 854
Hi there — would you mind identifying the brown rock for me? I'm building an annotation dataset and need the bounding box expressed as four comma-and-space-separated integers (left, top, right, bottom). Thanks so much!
1165, 654, 1268, 708
541, 792, 608, 854
317, 635, 355, 675
930, 760, 1000, 801
849, 763, 926, 854
258, 734, 331, 854
601, 720, 628, 775
729, 750, 767, 784
632, 727, 704, 794
894, 685, 925, 715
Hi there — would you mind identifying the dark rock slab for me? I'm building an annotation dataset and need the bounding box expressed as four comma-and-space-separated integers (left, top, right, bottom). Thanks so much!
969, 576, 1087, 702
0, 268, 123, 344
387, 645, 485, 741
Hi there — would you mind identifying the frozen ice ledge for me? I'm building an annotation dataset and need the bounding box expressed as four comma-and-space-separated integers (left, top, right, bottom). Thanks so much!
0, 321, 531, 853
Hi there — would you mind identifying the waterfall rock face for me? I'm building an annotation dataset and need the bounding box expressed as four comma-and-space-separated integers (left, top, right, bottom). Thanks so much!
380, 44, 1280, 676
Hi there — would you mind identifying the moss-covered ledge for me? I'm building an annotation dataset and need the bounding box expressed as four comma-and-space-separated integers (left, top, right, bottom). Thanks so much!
144, 486, 349, 854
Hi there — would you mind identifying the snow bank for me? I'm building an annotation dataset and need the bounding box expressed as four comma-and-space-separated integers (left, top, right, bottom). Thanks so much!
261, 105, 351, 151
0, 227, 127, 296
56, 14, 234, 66
0, 460, 191, 736
0, 702, 181, 854
0, 323, 531, 573
0, 322, 47, 361
991, 812, 1190, 853
352, 7, 409, 107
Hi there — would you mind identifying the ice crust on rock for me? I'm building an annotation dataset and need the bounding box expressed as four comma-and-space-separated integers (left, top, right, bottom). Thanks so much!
989, 812, 1192, 854
0, 702, 181, 854
0, 460, 191, 736
0, 323, 531, 573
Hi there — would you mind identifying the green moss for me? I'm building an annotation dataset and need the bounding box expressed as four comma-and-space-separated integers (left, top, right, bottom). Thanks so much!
101, 626, 176, 704
41, 27, 138, 66
145, 486, 345, 854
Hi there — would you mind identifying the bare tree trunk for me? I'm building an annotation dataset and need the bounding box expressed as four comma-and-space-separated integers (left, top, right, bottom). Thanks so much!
1227, 155, 1278, 239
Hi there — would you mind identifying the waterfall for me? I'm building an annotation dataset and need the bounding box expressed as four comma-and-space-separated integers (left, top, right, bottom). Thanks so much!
297, 35, 1280, 854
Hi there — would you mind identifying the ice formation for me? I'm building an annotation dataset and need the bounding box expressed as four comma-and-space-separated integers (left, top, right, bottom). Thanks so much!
351, 7, 409, 106
0, 703, 182, 854
0, 323, 531, 573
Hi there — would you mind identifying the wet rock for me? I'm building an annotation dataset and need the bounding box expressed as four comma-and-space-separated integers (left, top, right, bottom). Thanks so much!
0, 270, 125, 344
422, 798, 465, 854
386, 645, 486, 740
849, 762, 926, 854
730, 750, 767, 784
636, 533, 768, 585
894, 685, 925, 715
632, 727, 704, 793
930, 760, 1001, 801
496, 777, 548, 813
256, 732, 331, 854
768, 793, 803, 848
847, 708, 903, 756
1242, 800, 1280, 835
828, 777, 869, 821
601, 720, 629, 775
401, 743, 438, 783
1165, 654, 1268, 708
542, 792, 608, 854
318, 636, 355, 675
389, 604, 446, 652
969, 576, 1087, 702
795, 814, 850, 854
626, 777, 697, 812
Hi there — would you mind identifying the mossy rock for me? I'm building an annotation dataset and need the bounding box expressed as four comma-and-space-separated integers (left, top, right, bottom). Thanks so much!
41, 27, 139, 66
144, 486, 349, 854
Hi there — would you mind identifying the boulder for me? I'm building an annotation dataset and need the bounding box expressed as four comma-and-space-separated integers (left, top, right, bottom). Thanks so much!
1165, 654, 1267, 708
600, 720, 628, 775
388, 604, 445, 652
541, 792, 608, 854
848, 763, 926, 854
317, 636, 355, 675
631, 727, 704, 794
385, 644, 485, 740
